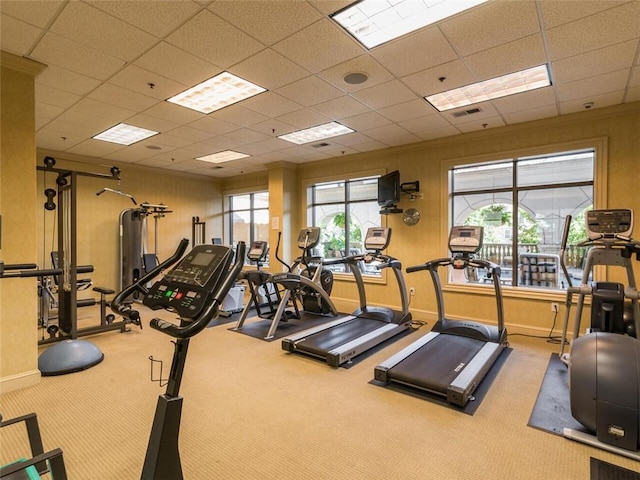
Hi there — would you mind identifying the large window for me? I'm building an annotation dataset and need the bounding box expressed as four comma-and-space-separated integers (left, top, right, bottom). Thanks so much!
450, 149, 595, 290
227, 191, 269, 252
308, 176, 381, 274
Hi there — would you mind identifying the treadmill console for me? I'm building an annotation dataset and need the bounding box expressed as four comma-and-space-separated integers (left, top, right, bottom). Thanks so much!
143, 244, 233, 318
247, 240, 268, 263
364, 227, 392, 251
586, 209, 633, 239
449, 226, 483, 254
297, 227, 321, 250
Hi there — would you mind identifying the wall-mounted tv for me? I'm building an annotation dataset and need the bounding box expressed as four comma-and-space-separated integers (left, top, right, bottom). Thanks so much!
378, 170, 400, 208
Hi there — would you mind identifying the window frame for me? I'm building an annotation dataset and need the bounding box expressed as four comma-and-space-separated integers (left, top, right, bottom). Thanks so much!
441, 138, 608, 301
306, 171, 386, 281
225, 190, 269, 262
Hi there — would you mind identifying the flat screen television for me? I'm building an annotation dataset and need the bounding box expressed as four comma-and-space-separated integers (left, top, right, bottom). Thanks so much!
378, 170, 400, 208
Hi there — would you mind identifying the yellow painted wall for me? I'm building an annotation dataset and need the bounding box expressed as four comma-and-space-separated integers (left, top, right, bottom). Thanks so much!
0, 52, 46, 392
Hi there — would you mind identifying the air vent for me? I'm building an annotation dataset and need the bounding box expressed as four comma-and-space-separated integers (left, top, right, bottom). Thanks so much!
452, 107, 481, 118
312, 142, 330, 148
211, 166, 223, 169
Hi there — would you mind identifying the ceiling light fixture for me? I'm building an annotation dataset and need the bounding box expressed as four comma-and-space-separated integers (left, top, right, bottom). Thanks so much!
278, 122, 355, 145
425, 64, 552, 112
332, 0, 488, 49
92, 123, 158, 146
196, 150, 250, 164
167, 72, 266, 114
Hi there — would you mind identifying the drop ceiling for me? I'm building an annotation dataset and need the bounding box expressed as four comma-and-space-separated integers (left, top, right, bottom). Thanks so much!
1, 0, 639, 178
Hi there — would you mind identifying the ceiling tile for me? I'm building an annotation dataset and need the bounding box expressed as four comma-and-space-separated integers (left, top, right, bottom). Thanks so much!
123, 114, 181, 136
133, 41, 219, 86
0, 14, 43, 55
275, 75, 344, 107
49, 1, 156, 61
464, 34, 547, 81
231, 49, 309, 91
208, 0, 322, 46
212, 105, 270, 127
552, 40, 638, 84
36, 127, 83, 150
311, 96, 371, 120
318, 54, 395, 93
539, 0, 631, 29
351, 79, 416, 110
546, 2, 640, 61
35, 103, 65, 129
89, 84, 159, 112
555, 70, 631, 102
0, 0, 65, 28
273, 18, 363, 73
378, 99, 437, 123
36, 65, 102, 96
69, 98, 136, 124
371, 26, 458, 77
402, 60, 475, 97
31, 32, 126, 80
166, 10, 264, 68
241, 92, 303, 118
108, 65, 188, 100
398, 113, 452, 134
456, 115, 506, 133
66, 138, 126, 157
341, 111, 392, 131
188, 116, 240, 136
559, 90, 626, 114
440, 0, 539, 56
493, 87, 557, 115
167, 126, 216, 143
502, 104, 559, 125
142, 101, 204, 125
276, 108, 332, 130
35, 84, 81, 109
90, 0, 202, 37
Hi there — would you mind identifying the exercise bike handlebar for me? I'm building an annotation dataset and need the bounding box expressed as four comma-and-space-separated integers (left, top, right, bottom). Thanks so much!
149, 241, 246, 339
110, 238, 190, 324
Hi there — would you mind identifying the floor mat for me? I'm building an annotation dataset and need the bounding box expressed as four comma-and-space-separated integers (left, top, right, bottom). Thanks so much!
527, 353, 585, 436
228, 312, 336, 341
590, 457, 640, 480
370, 347, 512, 415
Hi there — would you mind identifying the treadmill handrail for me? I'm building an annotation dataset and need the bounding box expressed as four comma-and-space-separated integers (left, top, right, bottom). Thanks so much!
149, 242, 246, 339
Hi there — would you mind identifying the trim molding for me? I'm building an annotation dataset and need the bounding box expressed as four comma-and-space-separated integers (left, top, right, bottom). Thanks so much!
0, 369, 41, 394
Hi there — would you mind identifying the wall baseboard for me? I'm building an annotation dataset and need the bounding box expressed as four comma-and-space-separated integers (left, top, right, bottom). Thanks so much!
330, 296, 570, 340
0, 369, 41, 394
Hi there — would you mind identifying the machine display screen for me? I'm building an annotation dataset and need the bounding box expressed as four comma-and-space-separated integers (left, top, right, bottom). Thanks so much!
191, 252, 216, 267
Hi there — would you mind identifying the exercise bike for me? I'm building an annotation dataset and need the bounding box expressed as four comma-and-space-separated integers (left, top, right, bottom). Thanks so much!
558, 208, 640, 460
110, 240, 246, 480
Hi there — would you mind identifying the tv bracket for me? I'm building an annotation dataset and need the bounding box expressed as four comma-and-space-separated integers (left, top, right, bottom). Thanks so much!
400, 181, 421, 200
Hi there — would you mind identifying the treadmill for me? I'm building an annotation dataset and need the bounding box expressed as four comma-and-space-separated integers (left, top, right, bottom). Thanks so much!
281, 227, 413, 367
374, 226, 508, 406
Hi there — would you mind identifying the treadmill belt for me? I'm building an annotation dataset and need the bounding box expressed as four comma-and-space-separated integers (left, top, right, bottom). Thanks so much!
296, 318, 386, 357
389, 334, 485, 393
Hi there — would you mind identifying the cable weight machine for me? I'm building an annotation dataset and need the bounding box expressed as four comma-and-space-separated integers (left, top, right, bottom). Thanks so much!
37, 156, 140, 376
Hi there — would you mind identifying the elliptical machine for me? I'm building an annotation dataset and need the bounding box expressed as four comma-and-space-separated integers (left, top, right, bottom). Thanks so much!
236, 228, 337, 340
111, 240, 246, 480
558, 209, 640, 460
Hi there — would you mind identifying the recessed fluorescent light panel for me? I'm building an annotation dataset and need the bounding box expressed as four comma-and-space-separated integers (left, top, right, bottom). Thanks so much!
92, 123, 158, 146
425, 64, 552, 112
332, 0, 488, 49
167, 72, 266, 114
278, 122, 355, 145
196, 150, 250, 164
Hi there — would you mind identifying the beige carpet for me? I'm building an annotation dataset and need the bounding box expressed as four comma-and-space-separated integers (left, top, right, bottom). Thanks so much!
1, 305, 639, 479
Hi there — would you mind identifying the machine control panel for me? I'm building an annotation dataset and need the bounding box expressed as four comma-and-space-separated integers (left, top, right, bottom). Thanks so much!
143, 244, 233, 318
586, 209, 633, 239
448, 226, 483, 254
364, 227, 392, 251
297, 227, 321, 250
248, 240, 268, 262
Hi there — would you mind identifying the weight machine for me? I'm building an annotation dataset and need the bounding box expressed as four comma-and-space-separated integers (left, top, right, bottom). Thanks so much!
37, 156, 139, 376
